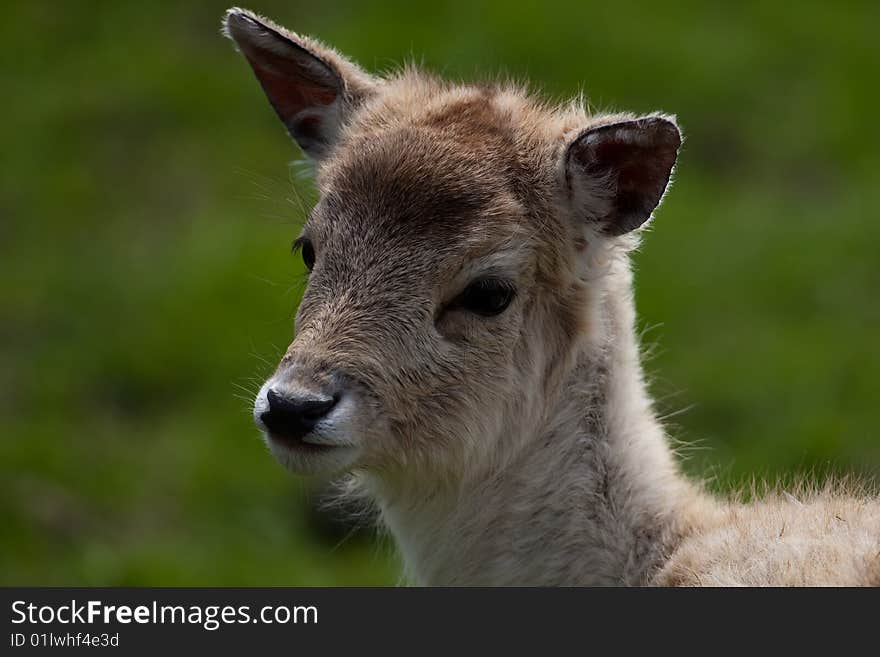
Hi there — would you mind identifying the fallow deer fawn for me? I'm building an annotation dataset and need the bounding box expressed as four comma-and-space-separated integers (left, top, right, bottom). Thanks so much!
224, 7, 880, 586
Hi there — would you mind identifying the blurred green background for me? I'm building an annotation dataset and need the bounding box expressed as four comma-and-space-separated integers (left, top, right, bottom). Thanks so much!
1, 1, 878, 585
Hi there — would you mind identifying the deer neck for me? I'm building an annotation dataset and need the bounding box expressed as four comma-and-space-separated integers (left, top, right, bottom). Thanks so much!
371, 260, 705, 585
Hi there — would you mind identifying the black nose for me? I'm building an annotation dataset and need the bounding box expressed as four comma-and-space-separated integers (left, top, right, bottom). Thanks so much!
261, 389, 338, 439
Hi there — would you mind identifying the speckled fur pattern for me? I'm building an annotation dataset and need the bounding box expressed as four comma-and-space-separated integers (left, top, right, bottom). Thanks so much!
224, 8, 880, 586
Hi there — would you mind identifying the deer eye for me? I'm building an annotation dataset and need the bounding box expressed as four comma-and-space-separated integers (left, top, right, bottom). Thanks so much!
293, 238, 316, 271
454, 278, 516, 317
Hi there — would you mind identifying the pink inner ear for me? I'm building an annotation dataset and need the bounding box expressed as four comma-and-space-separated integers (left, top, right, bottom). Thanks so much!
609, 139, 677, 228
240, 43, 339, 124
569, 118, 680, 235
594, 139, 675, 193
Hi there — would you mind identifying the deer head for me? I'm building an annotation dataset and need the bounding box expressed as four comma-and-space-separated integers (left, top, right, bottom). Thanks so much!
224, 8, 681, 483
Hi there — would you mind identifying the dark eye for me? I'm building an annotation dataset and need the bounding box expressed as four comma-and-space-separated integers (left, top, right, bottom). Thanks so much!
294, 238, 316, 271
454, 278, 516, 317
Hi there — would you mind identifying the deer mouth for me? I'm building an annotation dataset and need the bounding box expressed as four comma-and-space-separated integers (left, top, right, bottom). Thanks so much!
257, 402, 360, 474
264, 433, 360, 474
267, 430, 344, 452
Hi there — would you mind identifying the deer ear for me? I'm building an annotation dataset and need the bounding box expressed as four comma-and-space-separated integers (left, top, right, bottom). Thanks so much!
564, 116, 682, 236
223, 8, 377, 160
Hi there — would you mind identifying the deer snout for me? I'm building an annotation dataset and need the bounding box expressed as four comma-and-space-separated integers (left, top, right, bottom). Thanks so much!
253, 369, 363, 457
253, 357, 380, 474
261, 388, 339, 440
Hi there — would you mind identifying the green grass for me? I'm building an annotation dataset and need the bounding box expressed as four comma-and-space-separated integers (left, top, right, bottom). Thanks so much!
1, 0, 878, 584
